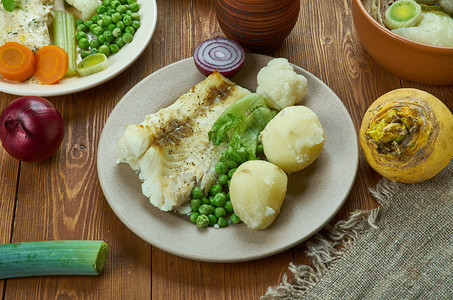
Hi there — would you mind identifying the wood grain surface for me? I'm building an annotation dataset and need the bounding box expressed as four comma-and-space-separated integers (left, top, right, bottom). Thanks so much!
1, 0, 452, 299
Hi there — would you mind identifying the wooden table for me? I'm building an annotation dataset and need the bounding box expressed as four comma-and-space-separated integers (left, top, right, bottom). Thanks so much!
1, 0, 452, 298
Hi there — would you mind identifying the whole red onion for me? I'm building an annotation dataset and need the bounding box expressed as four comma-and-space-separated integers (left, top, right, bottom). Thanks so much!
0, 96, 64, 162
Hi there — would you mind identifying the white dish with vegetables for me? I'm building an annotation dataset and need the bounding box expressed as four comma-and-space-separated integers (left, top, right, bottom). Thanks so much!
0, 0, 157, 96
97, 53, 358, 262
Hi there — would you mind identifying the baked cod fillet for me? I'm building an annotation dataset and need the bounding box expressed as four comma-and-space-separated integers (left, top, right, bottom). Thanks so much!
116, 71, 251, 211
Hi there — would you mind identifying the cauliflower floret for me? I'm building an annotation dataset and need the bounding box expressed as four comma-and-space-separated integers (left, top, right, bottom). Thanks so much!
256, 58, 308, 110
65, 0, 101, 20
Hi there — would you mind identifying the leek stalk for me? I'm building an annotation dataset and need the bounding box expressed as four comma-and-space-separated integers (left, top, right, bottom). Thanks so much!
0, 240, 108, 279
53, 10, 78, 76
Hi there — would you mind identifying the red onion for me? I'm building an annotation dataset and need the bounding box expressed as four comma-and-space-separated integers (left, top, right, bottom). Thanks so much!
0, 96, 64, 162
193, 37, 245, 78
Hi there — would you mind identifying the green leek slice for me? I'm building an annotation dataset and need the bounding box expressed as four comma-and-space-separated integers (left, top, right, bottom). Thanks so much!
76, 53, 109, 77
385, 0, 423, 29
0, 240, 108, 279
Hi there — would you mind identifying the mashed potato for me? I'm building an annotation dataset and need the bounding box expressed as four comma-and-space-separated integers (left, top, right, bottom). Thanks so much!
65, 0, 101, 20
256, 58, 307, 110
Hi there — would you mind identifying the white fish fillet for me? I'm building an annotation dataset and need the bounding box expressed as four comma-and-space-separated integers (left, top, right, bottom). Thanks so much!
116, 71, 251, 211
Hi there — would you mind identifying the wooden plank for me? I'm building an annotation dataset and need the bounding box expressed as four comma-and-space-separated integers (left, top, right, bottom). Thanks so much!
3, 70, 152, 299
152, 247, 292, 299
0, 93, 21, 298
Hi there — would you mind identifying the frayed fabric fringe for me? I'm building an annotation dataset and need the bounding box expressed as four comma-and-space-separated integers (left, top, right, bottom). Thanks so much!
262, 179, 397, 300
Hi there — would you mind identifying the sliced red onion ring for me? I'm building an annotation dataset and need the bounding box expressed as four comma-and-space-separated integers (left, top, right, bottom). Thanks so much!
193, 37, 245, 78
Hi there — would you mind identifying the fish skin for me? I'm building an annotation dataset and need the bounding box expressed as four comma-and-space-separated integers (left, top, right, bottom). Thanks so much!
116, 71, 251, 211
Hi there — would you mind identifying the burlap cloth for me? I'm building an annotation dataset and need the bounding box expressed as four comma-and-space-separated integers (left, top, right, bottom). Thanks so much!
263, 159, 453, 299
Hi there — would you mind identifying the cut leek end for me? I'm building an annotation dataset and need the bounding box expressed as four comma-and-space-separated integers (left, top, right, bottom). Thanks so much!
0, 240, 109, 279
94, 241, 109, 275
76, 53, 109, 77
385, 0, 422, 29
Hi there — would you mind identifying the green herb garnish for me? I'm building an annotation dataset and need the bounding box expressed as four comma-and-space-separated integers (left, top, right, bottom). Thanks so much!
1, 0, 25, 12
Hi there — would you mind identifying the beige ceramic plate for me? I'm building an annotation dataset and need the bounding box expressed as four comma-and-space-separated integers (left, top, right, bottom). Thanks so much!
97, 54, 358, 262
0, 0, 157, 97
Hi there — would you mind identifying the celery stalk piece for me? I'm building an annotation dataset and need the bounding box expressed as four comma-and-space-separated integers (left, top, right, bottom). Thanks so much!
53, 10, 78, 77
0, 240, 109, 279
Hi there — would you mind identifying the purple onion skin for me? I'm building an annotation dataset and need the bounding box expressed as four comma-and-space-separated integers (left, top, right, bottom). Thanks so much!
0, 96, 64, 162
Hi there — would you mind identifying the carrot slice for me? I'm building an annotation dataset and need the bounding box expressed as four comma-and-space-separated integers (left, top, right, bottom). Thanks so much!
34, 45, 69, 85
0, 42, 35, 82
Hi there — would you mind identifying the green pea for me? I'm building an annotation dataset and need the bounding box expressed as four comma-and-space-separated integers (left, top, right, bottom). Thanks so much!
218, 174, 229, 186
215, 161, 228, 174
201, 197, 210, 205
122, 32, 133, 43
92, 26, 104, 36
111, 0, 121, 9
207, 214, 217, 226
230, 214, 241, 224
214, 207, 226, 219
226, 192, 230, 201
76, 19, 84, 25
131, 12, 140, 21
92, 14, 101, 23
112, 27, 122, 38
106, 8, 116, 16
116, 4, 127, 13
191, 187, 203, 199
197, 215, 209, 228
103, 30, 114, 42
90, 39, 100, 49
189, 212, 200, 223
199, 204, 214, 215
115, 37, 125, 47
256, 143, 264, 157
119, 0, 127, 4
78, 38, 90, 50
97, 35, 107, 44
116, 20, 125, 30
98, 44, 110, 56
213, 193, 226, 207
84, 20, 93, 28
227, 160, 237, 169
127, 0, 136, 4
190, 199, 201, 211
125, 25, 135, 35
80, 50, 91, 59
75, 31, 87, 41
208, 196, 215, 206
77, 24, 88, 32
123, 15, 132, 26
102, 16, 113, 27
218, 217, 229, 227
228, 168, 237, 179
96, 5, 107, 14
103, 0, 112, 6
107, 23, 116, 32
224, 200, 234, 214
111, 12, 122, 23
89, 23, 97, 33
91, 48, 98, 54
210, 184, 222, 196
130, 2, 140, 12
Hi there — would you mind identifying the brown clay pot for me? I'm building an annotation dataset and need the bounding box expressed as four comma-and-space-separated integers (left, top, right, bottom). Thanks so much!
215, 0, 300, 53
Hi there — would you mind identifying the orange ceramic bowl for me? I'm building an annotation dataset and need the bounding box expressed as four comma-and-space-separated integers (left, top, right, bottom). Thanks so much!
352, 0, 453, 85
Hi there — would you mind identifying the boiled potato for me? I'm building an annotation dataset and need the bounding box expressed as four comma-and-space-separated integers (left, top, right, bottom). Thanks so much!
261, 106, 325, 173
230, 160, 288, 229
